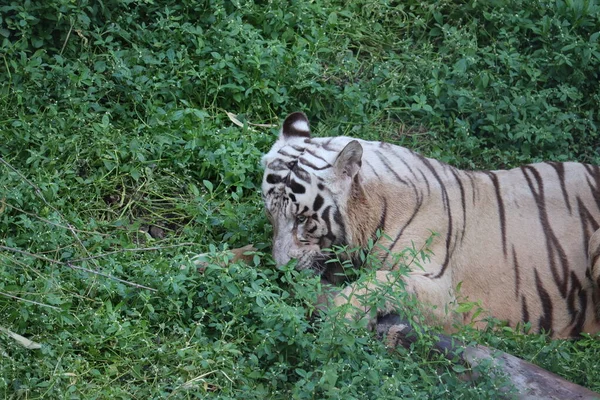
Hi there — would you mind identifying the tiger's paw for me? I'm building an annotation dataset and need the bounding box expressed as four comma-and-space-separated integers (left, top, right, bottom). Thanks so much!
333, 284, 395, 331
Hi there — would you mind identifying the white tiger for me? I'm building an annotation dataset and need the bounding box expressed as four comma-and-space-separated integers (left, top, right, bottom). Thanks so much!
260, 111, 600, 338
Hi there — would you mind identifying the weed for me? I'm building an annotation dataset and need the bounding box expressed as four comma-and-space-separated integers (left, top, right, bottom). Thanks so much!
1, 0, 600, 397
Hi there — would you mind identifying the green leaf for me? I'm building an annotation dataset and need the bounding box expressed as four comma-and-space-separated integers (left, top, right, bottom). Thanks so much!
130, 168, 141, 181
225, 282, 240, 296
328, 12, 338, 24
454, 58, 468, 74
452, 364, 468, 373
456, 302, 474, 313
189, 183, 200, 196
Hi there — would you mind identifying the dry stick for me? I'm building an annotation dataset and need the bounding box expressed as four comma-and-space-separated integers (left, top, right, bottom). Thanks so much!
0, 291, 60, 310
376, 314, 600, 400
60, 20, 74, 55
0, 157, 102, 273
0, 326, 42, 350
1, 245, 157, 292
69, 242, 197, 263
1, 158, 170, 293
65, 262, 157, 292
1, 201, 108, 236
0, 158, 54, 209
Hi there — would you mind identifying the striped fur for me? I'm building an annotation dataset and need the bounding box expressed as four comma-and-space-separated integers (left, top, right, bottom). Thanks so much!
261, 112, 600, 338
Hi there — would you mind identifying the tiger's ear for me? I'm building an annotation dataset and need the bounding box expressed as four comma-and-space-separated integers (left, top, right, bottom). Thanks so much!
334, 140, 363, 180
281, 112, 311, 139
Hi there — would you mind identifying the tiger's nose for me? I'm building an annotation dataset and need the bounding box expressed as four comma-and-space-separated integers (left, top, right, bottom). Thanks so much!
273, 239, 319, 268
273, 252, 292, 267
272, 237, 292, 267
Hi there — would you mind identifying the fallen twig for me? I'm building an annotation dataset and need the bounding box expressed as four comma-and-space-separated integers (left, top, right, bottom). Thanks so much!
376, 314, 600, 400
1, 158, 99, 263
1, 201, 108, 236
0, 326, 42, 350
226, 112, 278, 129
0, 291, 60, 310
1, 245, 157, 292
69, 242, 197, 263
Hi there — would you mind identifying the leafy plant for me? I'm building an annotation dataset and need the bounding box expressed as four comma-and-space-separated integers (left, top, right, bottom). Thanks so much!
2, 0, 600, 397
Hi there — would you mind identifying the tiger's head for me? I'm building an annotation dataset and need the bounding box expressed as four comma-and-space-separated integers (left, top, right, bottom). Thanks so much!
261, 112, 364, 275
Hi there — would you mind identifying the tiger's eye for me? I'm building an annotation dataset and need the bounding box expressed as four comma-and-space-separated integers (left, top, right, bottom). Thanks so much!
296, 215, 307, 224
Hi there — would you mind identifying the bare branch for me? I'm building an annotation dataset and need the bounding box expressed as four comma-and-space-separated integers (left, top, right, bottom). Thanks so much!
1, 245, 157, 292
60, 19, 75, 55
69, 242, 197, 263
1, 201, 108, 236
376, 314, 600, 399
0, 157, 101, 270
0, 291, 60, 310
65, 262, 157, 292
0, 326, 42, 350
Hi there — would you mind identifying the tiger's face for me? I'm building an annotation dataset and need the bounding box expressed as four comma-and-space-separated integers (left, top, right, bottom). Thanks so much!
262, 172, 339, 273
261, 112, 363, 274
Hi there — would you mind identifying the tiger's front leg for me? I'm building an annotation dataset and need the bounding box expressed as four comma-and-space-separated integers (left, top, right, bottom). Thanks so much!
333, 271, 399, 329
333, 270, 458, 331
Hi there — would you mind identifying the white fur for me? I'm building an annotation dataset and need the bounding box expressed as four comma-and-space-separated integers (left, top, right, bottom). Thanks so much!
261, 112, 600, 338
291, 119, 309, 133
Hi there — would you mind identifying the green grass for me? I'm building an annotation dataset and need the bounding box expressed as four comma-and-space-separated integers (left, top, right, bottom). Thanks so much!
1, 0, 600, 398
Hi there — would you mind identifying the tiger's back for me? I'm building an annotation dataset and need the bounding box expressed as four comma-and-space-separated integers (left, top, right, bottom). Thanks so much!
433, 162, 600, 337
261, 112, 600, 338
